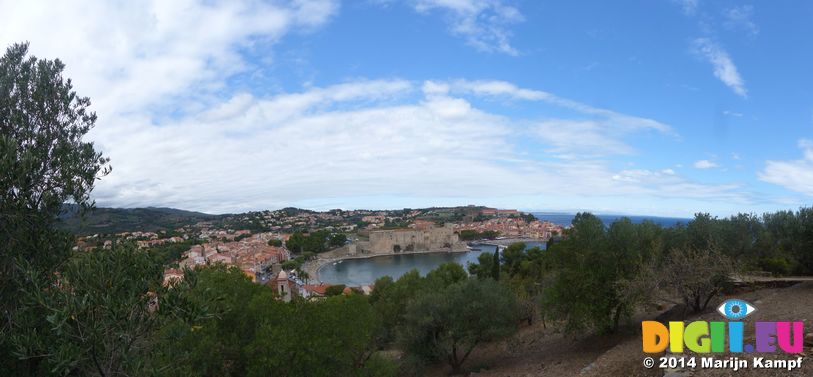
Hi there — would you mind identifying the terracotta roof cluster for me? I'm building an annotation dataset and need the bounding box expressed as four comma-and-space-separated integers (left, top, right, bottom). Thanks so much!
454, 218, 563, 238
166, 232, 290, 283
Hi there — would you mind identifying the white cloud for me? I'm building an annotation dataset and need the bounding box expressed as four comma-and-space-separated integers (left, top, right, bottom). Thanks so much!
673, 0, 699, 15
694, 160, 719, 169
83, 79, 746, 214
724, 5, 758, 35
422, 79, 674, 157
0, 0, 339, 117
722, 110, 743, 117
533, 120, 634, 156
411, 0, 524, 55
692, 38, 747, 97
759, 139, 813, 196
428, 79, 674, 134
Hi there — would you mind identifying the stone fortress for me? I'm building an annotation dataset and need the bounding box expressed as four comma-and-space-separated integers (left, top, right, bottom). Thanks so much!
352, 223, 467, 255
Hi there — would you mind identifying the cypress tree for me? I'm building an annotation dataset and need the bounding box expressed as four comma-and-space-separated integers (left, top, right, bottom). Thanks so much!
492, 249, 500, 280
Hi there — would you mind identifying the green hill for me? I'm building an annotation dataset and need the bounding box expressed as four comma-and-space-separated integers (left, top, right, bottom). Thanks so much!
58, 206, 219, 235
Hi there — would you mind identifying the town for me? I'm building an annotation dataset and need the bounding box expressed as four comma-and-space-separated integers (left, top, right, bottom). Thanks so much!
72, 206, 564, 300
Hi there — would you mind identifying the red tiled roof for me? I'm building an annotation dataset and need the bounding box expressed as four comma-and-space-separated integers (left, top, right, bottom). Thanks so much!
303, 284, 332, 296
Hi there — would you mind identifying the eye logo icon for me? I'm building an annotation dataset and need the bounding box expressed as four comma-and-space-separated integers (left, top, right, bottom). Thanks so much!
717, 299, 756, 320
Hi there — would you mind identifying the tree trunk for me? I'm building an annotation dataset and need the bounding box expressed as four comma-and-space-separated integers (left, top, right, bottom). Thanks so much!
701, 289, 716, 311
693, 294, 701, 313
612, 305, 622, 332
449, 343, 461, 375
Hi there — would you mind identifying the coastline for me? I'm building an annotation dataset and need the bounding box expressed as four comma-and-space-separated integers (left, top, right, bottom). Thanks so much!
304, 248, 470, 285
303, 238, 547, 285
469, 237, 546, 247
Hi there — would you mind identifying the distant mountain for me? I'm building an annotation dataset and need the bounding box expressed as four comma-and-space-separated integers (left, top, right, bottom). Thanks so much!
58, 205, 219, 235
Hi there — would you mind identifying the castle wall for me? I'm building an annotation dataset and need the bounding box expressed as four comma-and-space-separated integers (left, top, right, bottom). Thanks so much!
363, 224, 463, 254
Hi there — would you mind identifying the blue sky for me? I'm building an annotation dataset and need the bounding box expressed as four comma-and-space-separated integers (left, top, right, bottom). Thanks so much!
2, 0, 812, 216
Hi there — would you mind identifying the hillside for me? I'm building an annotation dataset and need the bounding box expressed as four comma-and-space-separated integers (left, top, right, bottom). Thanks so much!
427, 282, 813, 376
58, 206, 219, 235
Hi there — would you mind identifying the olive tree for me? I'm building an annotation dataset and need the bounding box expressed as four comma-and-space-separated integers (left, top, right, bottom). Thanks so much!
1, 42, 109, 372
660, 245, 736, 313
16, 244, 163, 376
399, 279, 518, 375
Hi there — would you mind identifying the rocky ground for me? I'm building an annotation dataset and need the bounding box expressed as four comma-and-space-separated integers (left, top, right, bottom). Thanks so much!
426, 282, 813, 376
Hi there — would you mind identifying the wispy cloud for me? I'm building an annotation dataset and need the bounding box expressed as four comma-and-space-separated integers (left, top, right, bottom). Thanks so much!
426, 79, 674, 134
673, 0, 699, 15
724, 5, 758, 35
411, 0, 524, 55
531, 119, 638, 157
694, 159, 719, 169
759, 139, 813, 196
423, 79, 675, 157
692, 38, 747, 97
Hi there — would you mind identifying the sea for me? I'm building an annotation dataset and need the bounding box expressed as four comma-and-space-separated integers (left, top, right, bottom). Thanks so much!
530, 212, 690, 228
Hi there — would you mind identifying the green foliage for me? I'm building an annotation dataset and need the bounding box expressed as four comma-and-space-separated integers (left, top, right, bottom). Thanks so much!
541, 213, 743, 333
368, 271, 426, 344
467, 252, 495, 280
543, 214, 647, 333
658, 210, 813, 275
657, 245, 736, 313
285, 231, 307, 253
399, 279, 518, 374
245, 295, 389, 377
59, 206, 216, 236
152, 266, 391, 377
426, 262, 468, 287
14, 245, 163, 376
491, 250, 501, 281
369, 262, 518, 373
382, 218, 409, 229
149, 239, 201, 266
281, 259, 301, 271
1, 42, 110, 372
233, 233, 251, 242
501, 243, 527, 277
267, 238, 283, 247
329, 233, 347, 247
285, 230, 335, 254
150, 266, 271, 376
0, 43, 110, 218
325, 284, 347, 297
758, 255, 793, 276
456, 229, 500, 241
